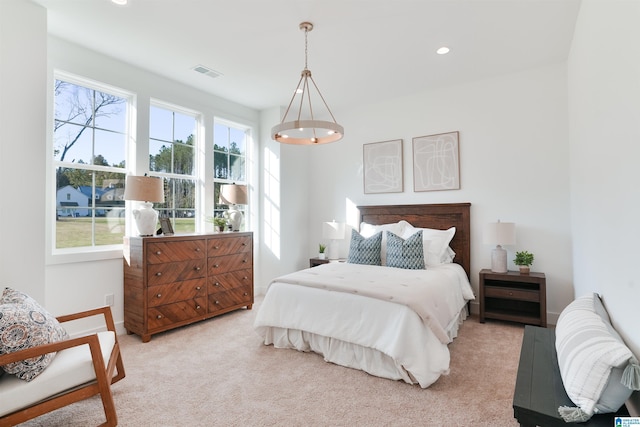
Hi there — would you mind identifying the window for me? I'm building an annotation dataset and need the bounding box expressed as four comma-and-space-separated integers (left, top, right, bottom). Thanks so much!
213, 121, 248, 228
53, 74, 131, 250
50, 73, 253, 258
149, 102, 199, 234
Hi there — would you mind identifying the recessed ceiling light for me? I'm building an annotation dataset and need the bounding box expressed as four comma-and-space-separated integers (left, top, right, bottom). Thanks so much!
111, 0, 128, 5
436, 47, 450, 55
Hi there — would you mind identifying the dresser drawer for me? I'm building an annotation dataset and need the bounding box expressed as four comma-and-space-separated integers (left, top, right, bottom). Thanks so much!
208, 253, 252, 275
147, 240, 205, 264
208, 235, 252, 257
485, 286, 539, 302
208, 285, 252, 313
147, 259, 206, 286
147, 298, 207, 330
147, 278, 206, 307
208, 269, 252, 292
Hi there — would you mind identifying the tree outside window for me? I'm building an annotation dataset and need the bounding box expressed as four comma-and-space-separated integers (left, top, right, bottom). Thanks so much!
53, 76, 130, 249
149, 103, 198, 233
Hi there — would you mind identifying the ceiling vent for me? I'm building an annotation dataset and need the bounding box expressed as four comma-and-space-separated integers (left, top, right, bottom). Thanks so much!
192, 65, 222, 79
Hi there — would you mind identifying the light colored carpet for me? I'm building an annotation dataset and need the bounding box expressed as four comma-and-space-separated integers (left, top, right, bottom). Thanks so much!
21, 298, 523, 426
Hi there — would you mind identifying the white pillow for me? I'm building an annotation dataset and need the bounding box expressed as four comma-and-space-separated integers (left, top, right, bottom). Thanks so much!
360, 221, 406, 266
401, 225, 456, 267
555, 293, 640, 422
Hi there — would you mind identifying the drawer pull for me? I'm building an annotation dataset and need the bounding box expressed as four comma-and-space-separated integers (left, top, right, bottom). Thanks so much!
243, 276, 248, 280
156, 251, 162, 255
215, 300, 220, 305
243, 292, 248, 296
196, 286, 201, 290
156, 272, 162, 276
214, 282, 220, 287
195, 248, 201, 252
195, 267, 201, 271
509, 292, 514, 296
156, 293, 162, 298
213, 246, 220, 249
242, 259, 247, 263
213, 264, 219, 268
196, 305, 201, 310
156, 314, 163, 319
242, 242, 247, 246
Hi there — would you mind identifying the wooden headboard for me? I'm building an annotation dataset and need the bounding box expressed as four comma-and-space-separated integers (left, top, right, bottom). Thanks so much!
357, 203, 471, 279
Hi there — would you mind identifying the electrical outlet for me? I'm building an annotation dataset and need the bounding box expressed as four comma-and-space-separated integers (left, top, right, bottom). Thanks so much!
105, 294, 114, 307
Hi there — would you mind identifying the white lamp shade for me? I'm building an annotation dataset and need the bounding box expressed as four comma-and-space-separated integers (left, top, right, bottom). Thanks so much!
323, 221, 345, 240
483, 221, 516, 246
123, 176, 164, 202
219, 184, 248, 205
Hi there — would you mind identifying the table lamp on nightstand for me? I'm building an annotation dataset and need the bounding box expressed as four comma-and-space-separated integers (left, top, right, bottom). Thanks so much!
483, 220, 516, 273
323, 220, 345, 260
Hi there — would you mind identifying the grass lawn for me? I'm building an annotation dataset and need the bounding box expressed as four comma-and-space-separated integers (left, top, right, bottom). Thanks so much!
56, 217, 196, 248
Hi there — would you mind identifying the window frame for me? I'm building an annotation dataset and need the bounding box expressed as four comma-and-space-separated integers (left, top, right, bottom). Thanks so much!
49, 71, 134, 263
148, 99, 202, 234
46, 72, 254, 265
212, 118, 250, 228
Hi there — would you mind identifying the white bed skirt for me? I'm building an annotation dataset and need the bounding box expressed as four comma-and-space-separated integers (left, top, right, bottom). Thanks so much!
256, 297, 469, 388
263, 327, 419, 384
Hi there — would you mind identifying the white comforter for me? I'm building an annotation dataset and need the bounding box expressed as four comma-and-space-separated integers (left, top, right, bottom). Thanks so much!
254, 262, 474, 388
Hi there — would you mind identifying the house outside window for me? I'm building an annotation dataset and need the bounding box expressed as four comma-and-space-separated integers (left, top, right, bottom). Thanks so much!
149, 102, 199, 234
213, 120, 248, 229
53, 73, 130, 250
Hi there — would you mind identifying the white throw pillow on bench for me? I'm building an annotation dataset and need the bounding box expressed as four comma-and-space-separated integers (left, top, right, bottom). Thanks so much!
555, 293, 640, 422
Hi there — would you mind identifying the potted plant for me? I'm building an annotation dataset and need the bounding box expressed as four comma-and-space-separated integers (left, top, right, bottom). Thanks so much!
212, 217, 227, 232
514, 251, 534, 274
318, 243, 327, 260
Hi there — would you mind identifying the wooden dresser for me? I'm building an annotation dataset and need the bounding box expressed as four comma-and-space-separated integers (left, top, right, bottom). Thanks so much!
123, 232, 253, 342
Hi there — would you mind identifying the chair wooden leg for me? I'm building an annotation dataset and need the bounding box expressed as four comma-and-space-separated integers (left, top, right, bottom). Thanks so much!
97, 387, 118, 427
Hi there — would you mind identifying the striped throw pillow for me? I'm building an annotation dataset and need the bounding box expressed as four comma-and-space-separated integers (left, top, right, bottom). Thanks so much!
555, 293, 640, 422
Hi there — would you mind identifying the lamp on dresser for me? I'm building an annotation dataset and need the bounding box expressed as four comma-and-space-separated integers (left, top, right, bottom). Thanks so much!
483, 220, 516, 273
123, 175, 165, 236
323, 220, 345, 260
219, 184, 248, 231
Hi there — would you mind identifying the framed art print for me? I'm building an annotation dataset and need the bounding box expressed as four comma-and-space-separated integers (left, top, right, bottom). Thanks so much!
363, 139, 403, 194
412, 131, 460, 192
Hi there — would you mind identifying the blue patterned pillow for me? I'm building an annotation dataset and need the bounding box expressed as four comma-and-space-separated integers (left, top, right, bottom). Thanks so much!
0, 287, 69, 381
347, 230, 382, 265
386, 231, 425, 269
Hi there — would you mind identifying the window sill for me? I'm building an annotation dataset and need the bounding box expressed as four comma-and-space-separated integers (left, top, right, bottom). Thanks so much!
47, 245, 123, 265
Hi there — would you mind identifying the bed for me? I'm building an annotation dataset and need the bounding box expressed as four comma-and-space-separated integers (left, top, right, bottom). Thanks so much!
253, 203, 474, 388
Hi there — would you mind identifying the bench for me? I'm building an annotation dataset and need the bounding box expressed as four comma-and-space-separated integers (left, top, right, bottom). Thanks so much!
513, 325, 629, 427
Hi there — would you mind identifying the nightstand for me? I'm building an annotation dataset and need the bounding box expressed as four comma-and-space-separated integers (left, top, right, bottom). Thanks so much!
309, 257, 346, 268
479, 269, 547, 327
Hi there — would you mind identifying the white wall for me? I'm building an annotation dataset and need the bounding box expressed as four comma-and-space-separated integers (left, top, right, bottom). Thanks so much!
0, 0, 47, 302
256, 108, 311, 293
302, 64, 573, 322
568, 0, 640, 412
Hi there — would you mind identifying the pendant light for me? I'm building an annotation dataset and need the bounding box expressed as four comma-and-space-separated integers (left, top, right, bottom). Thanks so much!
271, 22, 344, 145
